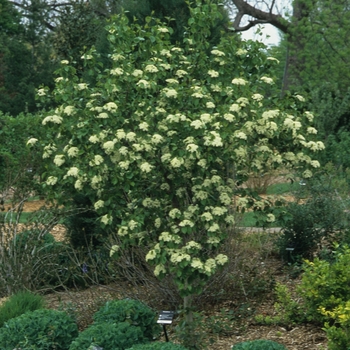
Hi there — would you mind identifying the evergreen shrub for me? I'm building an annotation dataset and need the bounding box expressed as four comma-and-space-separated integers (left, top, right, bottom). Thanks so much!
0, 308, 78, 350
231, 339, 287, 350
0, 290, 45, 327
69, 322, 145, 350
127, 342, 188, 349
93, 299, 160, 340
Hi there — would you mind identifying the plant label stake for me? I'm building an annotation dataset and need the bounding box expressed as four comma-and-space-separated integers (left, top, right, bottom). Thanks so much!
157, 311, 175, 342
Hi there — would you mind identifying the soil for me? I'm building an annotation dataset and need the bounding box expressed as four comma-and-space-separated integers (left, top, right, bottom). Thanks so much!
6, 199, 329, 349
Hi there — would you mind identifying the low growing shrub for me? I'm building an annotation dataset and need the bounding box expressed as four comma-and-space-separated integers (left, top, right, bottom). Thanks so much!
300, 245, 350, 323
231, 339, 287, 350
69, 322, 145, 350
127, 342, 188, 349
0, 308, 78, 350
93, 299, 160, 340
0, 290, 45, 327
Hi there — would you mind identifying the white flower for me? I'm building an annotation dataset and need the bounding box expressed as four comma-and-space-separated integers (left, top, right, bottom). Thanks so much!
260, 76, 274, 84
119, 161, 130, 170
208, 223, 220, 232
110, 245, 119, 257
186, 143, 198, 153
64, 106, 75, 115
66, 167, 79, 177
76, 83, 88, 90
151, 134, 163, 144
94, 200, 105, 210
110, 67, 124, 75
169, 208, 181, 218
307, 127, 317, 134
303, 170, 313, 178
223, 113, 235, 122
146, 249, 157, 261
97, 112, 109, 119
165, 79, 179, 85
46, 176, 58, 186
267, 57, 280, 63
208, 70, 219, 78
61, 60, 69, 65
42, 115, 63, 125
137, 79, 150, 88
67, 147, 79, 158
190, 120, 204, 129
191, 92, 204, 98
163, 88, 178, 98
92, 155, 104, 165
200, 113, 212, 123
179, 220, 194, 227
37, 89, 46, 96
140, 162, 153, 173
132, 69, 143, 77
145, 64, 159, 73
211, 49, 225, 56
262, 110, 280, 119
304, 111, 314, 122
111, 54, 125, 61
126, 132, 136, 141
139, 122, 149, 131
175, 70, 187, 78
215, 254, 228, 265
74, 179, 83, 190
101, 214, 112, 225
53, 155, 65, 166
116, 129, 126, 140
266, 213, 275, 222
154, 264, 166, 277
310, 160, 320, 168
158, 27, 169, 33
103, 102, 118, 112
294, 94, 305, 102
27, 138, 38, 146
229, 104, 240, 113
252, 93, 264, 101
170, 157, 184, 168
89, 135, 99, 143
235, 131, 247, 140
237, 97, 249, 106
236, 48, 248, 56
206, 102, 215, 109
103, 141, 115, 153
232, 78, 247, 85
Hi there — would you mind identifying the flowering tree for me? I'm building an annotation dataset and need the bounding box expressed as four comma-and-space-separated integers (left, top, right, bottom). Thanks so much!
33, 0, 323, 314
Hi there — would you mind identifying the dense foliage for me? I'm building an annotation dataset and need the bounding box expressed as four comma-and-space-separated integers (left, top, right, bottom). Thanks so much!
93, 299, 160, 341
0, 290, 45, 328
0, 308, 78, 350
231, 339, 287, 350
69, 322, 145, 350
34, 1, 323, 309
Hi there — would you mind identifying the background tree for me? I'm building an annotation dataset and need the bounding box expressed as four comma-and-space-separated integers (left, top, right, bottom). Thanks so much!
228, 0, 350, 94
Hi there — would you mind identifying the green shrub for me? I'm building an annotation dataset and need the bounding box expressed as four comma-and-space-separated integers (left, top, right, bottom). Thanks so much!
276, 182, 345, 263
93, 299, 160, 341
0, 308, 78, 350
127, 342, 188, 349
0, 290, 45, 327
231, 339, 287, 350
15, 229, 56, 253
63, 194, 110, 249
69, 322, 145, 350
299, 245, 350, 323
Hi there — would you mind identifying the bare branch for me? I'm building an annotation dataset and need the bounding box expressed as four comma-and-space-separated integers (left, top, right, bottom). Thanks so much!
230, 0, 289, 34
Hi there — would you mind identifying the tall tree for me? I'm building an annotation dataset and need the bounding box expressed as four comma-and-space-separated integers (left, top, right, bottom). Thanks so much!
229, 0, 350, 93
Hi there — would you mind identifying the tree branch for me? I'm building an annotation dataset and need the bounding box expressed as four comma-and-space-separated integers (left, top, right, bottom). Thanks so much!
230, 0, 289, 34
